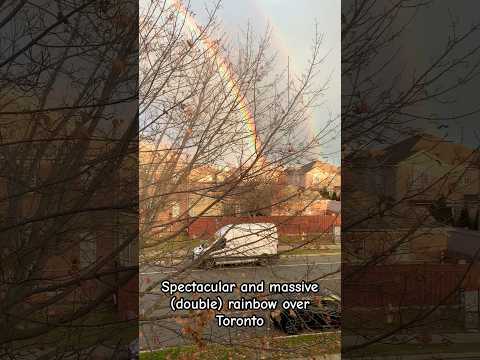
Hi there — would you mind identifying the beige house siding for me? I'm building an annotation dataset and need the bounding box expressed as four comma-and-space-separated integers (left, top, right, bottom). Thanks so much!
345, 229, 448, 264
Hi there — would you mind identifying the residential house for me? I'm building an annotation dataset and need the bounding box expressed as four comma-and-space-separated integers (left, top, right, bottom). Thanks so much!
361, 133, 479, 209
271, 185, 341, 216
140, 140, 342, 239
344, 133, 480, 265
186, 164, 229, 217
140, 141, 231, 235
286, 160, 341, 196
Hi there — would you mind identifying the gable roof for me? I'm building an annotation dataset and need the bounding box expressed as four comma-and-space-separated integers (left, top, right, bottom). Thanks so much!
373, 133, 478, 167
299, 160, 339, 174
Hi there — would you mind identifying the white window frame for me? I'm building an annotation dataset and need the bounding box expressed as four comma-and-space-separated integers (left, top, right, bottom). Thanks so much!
462, 169, 474, 187
409, 167, 430, 190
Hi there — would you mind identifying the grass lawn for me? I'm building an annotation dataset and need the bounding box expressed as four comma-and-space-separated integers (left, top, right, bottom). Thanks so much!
141, 235, 202, 261
140, 332, 340, 360
141, 233, 338, 259
278, 234, 334, 246
281, 248, 340, 256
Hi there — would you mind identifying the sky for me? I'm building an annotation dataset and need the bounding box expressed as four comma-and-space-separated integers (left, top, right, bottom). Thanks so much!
141, 0, 341, 165
213, 0, 341, 164
140, 1, 480, 163
358, 1, 480, 151
406, 1, 480, 149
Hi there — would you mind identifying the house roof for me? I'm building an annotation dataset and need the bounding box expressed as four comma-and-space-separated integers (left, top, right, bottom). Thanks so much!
189, 164, 229, 180
373, 133, 478, 167
300, 160, 339, 173
285, 160, 339, 175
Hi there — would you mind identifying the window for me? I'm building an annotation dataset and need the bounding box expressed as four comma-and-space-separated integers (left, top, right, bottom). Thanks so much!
79, 234, 96, 269
115, 228, 137, 266
333, 225, 341, 240
234, 203, 240, 215
119, 241, 136, 266
171, 202, 180, 218
409, 167, 430, 190
171, 173, 181, 184
393, 240, 410, 257
462, 169, 475, 187
223, 203, 240, 216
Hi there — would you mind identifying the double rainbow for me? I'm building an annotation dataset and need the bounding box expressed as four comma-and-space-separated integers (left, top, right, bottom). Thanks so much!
170, 0, 261, 158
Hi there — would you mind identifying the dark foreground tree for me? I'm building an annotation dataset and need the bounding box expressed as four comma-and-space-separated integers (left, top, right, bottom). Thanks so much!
0, 1, 138, 358
342, 0, 480, 357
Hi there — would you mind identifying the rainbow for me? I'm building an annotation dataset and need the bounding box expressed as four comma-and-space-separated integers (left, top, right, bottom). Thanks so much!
170, 0, 261, 158
249, 1, 317, 138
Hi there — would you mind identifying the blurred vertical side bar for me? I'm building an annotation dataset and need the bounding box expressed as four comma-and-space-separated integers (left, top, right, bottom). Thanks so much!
0, 0, 138, 358
342, 0, 480, 358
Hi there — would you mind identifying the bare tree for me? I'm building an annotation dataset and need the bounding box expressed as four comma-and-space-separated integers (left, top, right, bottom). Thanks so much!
0, 1, 138, 358
139, 0, 340, 357
342, 0, 480, 356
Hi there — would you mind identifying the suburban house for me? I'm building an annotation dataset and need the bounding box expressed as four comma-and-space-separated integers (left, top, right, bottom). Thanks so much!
343, 133, 480, 328
271, 185, 340, 216
139, 140, 341, 241
285, 160, 341, 196
344, 133, 480, 265
356, 133, 479, 216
